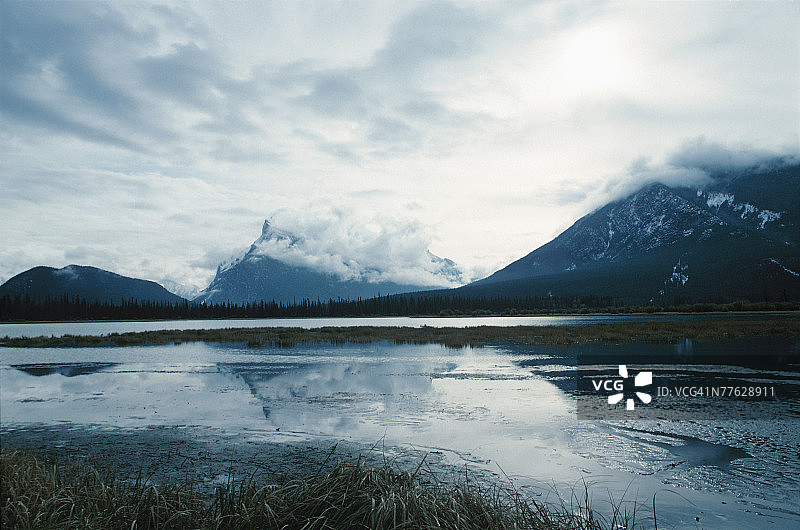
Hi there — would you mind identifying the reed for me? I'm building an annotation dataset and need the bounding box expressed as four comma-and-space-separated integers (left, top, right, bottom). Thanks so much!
2, 319, 799, 349
1, 446, 641, 529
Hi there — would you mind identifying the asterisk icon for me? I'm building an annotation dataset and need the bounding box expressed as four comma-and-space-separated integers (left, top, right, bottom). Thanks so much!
608, 364, 652, 410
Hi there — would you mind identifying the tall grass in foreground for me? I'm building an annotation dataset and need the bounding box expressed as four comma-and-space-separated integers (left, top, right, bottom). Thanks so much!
1, 447, 640, 529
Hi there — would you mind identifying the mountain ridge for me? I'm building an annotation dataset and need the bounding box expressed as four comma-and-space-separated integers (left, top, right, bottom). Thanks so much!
3, 163, 798, 310
0, 265, 186, 305
451, 163, 800, 304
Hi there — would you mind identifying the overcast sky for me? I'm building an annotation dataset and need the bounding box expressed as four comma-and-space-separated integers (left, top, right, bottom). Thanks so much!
1, 0, 798, 291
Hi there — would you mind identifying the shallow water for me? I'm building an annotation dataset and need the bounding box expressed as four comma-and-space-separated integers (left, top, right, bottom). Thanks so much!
1, 339, 799, 528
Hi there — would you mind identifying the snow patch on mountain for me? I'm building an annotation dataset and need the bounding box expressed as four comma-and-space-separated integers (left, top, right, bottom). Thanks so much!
159, 279, 200, 300
767, 258, 799, 277
659, 259, 689, 295
757, 210, 782, 229
53, 265, 80, 280
218, 257, 243, 275
706, 192, 734, 208
736, 203, 757, 218
568, 184, 723, 262
699, 190, 782, 229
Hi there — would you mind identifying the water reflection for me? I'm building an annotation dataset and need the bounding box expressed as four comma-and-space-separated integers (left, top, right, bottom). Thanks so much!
510, 338, 800, 421
2, 362, 265, 429
1, 339, 799, 526
12, 362, 119, 377
611, 426, 752, 466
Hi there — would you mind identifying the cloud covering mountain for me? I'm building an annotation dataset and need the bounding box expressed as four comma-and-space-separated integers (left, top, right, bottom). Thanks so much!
244, 210, 464, 287
195, 215, 463, 304
604, 138, 800, 201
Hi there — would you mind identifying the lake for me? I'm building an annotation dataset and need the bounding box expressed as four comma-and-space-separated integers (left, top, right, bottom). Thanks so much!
1, 326, 799, 528
2, 311, 798, 338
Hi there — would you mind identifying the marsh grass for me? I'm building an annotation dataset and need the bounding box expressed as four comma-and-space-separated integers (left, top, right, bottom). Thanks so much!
2, 319, 800, 349
1, 446, 641, 529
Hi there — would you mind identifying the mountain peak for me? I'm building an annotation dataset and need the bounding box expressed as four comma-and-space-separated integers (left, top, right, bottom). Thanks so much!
512, 182, 725, 278
469, 163, 799, 303
256, 218, 299, 246
195, 218, 465, 304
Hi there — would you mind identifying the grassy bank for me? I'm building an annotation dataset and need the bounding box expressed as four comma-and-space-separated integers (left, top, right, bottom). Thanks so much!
1, 446, 636, 529
2, 319, 800, 349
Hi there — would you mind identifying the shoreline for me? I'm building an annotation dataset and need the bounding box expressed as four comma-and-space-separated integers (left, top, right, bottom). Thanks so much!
3, 318, 800, 349
2, 424, 625, 529
4, 422, 798, 528
2, 308, 799, 325
0, 424, 452, 491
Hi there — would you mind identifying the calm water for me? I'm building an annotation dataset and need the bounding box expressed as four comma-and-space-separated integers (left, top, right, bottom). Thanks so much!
2, 337, 799, 528
2, 312, 799, 338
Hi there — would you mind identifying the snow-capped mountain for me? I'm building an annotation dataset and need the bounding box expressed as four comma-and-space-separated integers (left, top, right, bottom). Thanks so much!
0, 265, 186, 304
195, 219, 464, 304
465, 162, 800, 303
159, 279, 201, 300
478, 182, 729, 283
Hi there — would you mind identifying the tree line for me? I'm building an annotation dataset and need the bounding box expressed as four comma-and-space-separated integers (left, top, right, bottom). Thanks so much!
1, 292, 797, 322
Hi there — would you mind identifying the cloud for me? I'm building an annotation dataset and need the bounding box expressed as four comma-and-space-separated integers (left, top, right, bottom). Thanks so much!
366, 117, 420, 153
192, 246, 251, 271
63, 247, 100, 264
1, 0, 798, 290
245, 207, 464, 287
0, 2, 160, 145
297, 72, 366, 117
136, 42, 225, 106
597, 139, 799, 207
667, 137, 799, 175
0, 88, 146, 152
373, 2, 492, 73
623, 156, 710, 189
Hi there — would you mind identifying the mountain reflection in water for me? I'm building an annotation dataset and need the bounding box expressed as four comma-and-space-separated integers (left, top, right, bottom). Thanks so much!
2, 338, 799, 527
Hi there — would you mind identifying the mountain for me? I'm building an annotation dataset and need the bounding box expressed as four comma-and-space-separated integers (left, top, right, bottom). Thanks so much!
159, 279, 201, 300
455, 162, 800, 304
195, 220, 463, 304
0, 265, 186, 304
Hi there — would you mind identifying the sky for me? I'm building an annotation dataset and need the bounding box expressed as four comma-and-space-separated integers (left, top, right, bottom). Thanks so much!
1, 0, 799, 294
